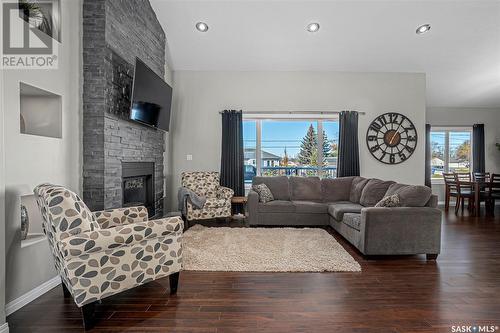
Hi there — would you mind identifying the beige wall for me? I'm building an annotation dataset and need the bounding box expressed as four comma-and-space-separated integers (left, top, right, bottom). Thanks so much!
2, 0, 82, 304
427, 107, 500, 202
168, 71, 426, 209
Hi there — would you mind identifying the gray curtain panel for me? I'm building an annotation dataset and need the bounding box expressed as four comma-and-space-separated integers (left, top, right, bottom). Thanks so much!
220, 110, 244, 204
425, 124, 432, 188
337, 111, 360, 177
472, 124, 485, 173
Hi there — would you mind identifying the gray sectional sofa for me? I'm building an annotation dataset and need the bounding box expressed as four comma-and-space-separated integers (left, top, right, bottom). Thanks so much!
247, 176, 441, 259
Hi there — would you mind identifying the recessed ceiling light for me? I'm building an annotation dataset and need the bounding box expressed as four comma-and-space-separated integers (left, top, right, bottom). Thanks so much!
195, 22, 209, 32
307, 23, 320, 33
416, 24, 431, 34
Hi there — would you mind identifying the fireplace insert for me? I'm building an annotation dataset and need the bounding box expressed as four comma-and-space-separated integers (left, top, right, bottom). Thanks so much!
122, 162, 155, 216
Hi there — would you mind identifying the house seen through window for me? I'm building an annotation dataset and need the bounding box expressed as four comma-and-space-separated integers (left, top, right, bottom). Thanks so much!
243, 119, 339, 187
430, 128, 472, 180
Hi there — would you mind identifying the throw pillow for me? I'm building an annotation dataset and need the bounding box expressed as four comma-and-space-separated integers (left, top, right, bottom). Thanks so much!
375, 194, 401, 208
252, 184, 274, 203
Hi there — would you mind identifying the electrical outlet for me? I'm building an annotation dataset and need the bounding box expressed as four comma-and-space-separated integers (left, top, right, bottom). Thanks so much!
186, 154, 193, 161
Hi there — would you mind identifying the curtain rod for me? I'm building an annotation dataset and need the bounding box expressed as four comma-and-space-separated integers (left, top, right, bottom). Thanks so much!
218, 110, 366, 115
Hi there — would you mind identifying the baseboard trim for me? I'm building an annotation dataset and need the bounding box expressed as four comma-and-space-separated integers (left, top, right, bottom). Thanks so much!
5, 275, 61, 316
0, 322, 9, 333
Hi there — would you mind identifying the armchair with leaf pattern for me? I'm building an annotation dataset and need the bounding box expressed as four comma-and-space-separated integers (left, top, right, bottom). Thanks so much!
180, 171, 234, 221
34, 183, 183, 329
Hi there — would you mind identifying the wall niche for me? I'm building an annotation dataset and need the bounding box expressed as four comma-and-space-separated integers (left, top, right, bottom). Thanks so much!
20, 82, 62, 139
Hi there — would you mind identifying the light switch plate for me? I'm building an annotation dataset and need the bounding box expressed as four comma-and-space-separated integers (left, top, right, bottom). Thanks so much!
186, 154, 193, 161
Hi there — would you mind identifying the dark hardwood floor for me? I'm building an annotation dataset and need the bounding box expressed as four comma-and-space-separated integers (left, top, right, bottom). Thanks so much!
7, 207, 500, 333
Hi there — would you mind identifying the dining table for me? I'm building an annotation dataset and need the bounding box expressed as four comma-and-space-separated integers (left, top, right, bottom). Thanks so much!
454, 180, 491, 217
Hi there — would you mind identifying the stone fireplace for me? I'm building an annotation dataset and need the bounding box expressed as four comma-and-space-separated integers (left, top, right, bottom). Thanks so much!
82, 0, 166, 216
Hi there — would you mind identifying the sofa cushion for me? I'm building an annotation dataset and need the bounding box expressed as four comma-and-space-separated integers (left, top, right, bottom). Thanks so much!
375, 194, 401, 207
385, 183, 432, 207
252, 176, 290, 200
321, 177, 354, 202
349, 177, 369, 203
258, 200, 296, 213
290, 176, 322, 201
359, 179, 395, 207
343, 213, 362, 231
328, 202, 364, 221
293, 201, 328, 214
252, 183, 274, 203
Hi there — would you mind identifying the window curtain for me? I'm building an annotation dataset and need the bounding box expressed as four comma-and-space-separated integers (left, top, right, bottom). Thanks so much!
337, 111, 360, 177
425, 124, 432, 188
472, 124, 485, 173
220, 110, 244, 206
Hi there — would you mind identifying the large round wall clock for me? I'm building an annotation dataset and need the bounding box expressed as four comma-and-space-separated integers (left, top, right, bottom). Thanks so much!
366, 112, 417, 164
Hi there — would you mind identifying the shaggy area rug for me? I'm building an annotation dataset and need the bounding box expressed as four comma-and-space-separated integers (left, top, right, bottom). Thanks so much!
182, 225, 361, 272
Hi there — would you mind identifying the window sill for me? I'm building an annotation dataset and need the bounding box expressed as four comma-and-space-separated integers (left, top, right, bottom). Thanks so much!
431, 179, 445, 186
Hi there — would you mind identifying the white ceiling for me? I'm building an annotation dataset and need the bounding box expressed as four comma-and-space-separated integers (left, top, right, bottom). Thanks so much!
150, 0, 500, 108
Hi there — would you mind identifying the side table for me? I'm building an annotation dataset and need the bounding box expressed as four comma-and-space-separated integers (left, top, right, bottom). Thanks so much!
231, 196, 248, 223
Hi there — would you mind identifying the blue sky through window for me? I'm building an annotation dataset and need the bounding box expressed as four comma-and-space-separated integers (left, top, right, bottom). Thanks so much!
243, 120, 339, 159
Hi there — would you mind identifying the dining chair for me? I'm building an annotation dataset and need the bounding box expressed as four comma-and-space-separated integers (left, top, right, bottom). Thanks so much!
474, 172, 493, 214
488, 174, 500, 215
443, 173, 460, 213
473, 172, 491, 182
454, 173, 475, 214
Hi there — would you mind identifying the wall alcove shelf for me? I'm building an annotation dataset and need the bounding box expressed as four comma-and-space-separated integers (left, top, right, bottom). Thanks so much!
20, 82, 62, 138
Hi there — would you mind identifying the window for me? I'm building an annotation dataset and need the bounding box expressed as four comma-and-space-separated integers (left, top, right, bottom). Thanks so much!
243, 118, 339, 187
430, 127, 472, 180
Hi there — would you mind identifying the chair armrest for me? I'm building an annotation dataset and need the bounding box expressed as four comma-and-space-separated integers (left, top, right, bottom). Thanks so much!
93, 206, 149, 228
59, 216, 183, 259
247, 190, 259, 225
217, 186, 234, 200
360, 207, 442, 255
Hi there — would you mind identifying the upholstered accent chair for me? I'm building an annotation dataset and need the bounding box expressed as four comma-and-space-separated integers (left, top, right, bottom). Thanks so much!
180, 171, 234, 222
34, 184, 183, 329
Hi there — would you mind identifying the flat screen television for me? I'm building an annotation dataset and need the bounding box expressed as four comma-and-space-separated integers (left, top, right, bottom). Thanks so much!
130, 58, 172, 131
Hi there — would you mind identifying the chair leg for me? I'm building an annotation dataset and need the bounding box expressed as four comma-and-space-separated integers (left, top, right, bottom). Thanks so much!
62, 283, 71, 298
169, 272, 180, 295
461, 197, 465, 213
455, 197, 460, 214
445, 194, 450, 212
81, 301, 97, 330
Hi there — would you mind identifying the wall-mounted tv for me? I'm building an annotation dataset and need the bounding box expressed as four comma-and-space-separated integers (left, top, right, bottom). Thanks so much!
130, 58, 172, 131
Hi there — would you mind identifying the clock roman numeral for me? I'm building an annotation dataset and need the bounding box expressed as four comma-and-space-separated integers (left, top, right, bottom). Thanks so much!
370, 122, 382, 131
377, 115, 388, 126
388, 113, 399, 124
